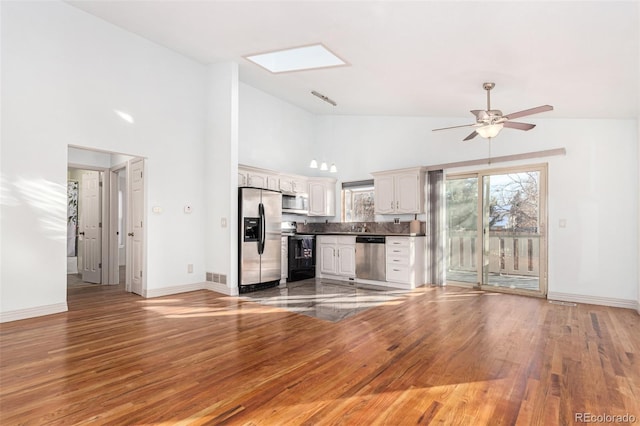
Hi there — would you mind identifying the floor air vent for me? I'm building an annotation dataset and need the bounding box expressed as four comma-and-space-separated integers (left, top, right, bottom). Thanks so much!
206, 272, 227, 284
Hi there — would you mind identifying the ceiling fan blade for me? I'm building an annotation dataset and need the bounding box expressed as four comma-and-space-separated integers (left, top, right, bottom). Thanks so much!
503, 121, 536, 131
463, 131, 478, 141
504, 105, 553, 120
432, 123, 475, 132
470, 109, 487, 119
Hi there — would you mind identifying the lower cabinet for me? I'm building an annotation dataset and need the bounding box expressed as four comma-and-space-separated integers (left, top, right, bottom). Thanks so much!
317, 236, 356, 278
385, 236, 426, 287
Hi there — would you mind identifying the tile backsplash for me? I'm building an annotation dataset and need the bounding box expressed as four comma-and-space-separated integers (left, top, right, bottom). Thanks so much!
296, 221, 425, 235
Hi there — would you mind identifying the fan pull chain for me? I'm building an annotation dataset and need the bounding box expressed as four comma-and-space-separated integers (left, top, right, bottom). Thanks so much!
488, 137, 492, 164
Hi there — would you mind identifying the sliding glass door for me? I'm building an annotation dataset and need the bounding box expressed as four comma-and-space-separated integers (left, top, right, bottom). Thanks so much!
446, 176, 479, 285
446, 165, 547, 296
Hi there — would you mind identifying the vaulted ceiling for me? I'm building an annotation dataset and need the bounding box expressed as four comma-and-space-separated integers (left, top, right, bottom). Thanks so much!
67, 1, 639, 119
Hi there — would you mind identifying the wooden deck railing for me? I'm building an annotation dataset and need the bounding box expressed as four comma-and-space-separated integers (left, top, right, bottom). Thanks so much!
448, 230, 540, 277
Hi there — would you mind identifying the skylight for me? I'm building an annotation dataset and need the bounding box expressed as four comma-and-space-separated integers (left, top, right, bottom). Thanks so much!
244, 44, 347, 73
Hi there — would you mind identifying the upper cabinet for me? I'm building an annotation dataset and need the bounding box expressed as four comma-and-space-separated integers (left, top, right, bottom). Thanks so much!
238, 165, 282, 191
308, 177, 336, 216
372, 167, 426, 214
280, 175, 308, 194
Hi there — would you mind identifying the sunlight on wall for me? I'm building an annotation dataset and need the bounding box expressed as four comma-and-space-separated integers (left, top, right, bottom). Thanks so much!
3, 176, 67, 241
0, 174, 19, 207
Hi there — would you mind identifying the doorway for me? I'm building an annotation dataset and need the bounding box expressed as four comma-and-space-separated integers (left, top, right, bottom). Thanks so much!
67, 147, 146, 296
445, 164, 548, 297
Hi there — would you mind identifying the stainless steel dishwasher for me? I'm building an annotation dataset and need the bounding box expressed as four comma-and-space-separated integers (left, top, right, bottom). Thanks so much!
355, 236, 386, 281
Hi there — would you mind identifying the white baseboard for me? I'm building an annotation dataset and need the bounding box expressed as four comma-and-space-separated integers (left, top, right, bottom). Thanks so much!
144, 282, 207, 298
203, 281, 237, 296
0, 302, 68, 323
547, 291, 637, 310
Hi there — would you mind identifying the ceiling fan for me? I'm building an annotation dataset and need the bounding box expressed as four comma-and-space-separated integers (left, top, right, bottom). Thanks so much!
433, 82, 553, 141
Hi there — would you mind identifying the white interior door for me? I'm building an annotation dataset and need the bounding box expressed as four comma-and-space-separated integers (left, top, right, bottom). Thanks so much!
80, 171, 101, 283
128, 159, 144, 295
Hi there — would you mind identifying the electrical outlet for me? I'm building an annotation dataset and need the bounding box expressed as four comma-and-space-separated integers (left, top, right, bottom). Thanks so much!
187, 264, 193, 273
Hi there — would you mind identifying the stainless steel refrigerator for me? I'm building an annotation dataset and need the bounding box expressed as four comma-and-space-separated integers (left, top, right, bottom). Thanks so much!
238, 187, 282, 293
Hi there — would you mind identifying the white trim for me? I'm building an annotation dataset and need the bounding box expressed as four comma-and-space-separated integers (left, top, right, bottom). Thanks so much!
0, 303, 68, 323
140, 282, 240, 298
425, 148, 566, 171
143, 282, 206, 298
204, 282, 236, 296
548, 291, 637, 310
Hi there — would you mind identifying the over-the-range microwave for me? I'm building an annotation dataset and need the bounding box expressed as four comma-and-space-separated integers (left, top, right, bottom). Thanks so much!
282, 192, 308, 215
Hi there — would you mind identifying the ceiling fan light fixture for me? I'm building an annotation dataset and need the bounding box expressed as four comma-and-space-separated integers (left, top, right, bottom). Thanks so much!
476, 123, 504, 139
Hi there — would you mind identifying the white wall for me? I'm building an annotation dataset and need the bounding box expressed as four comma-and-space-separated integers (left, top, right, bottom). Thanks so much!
239, 83, 315, 176
1, 1, 207, 317
204, 63, 239, 295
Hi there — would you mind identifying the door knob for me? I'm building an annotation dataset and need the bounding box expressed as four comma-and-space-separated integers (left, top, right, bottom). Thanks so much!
128, 232, 134, 237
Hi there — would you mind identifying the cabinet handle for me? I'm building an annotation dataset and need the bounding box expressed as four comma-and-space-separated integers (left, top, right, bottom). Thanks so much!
396, 201, 399, 209
393, 269, 400, 272
390, 201, 393, 209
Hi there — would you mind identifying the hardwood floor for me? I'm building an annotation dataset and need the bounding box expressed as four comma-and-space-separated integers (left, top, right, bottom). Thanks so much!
1, 283, 638, 425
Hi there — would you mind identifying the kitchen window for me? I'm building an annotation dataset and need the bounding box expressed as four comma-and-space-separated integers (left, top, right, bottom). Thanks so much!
341, 180, 375, 222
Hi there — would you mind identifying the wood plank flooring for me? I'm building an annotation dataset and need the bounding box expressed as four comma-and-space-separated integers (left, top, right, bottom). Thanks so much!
1, 283, 638, 425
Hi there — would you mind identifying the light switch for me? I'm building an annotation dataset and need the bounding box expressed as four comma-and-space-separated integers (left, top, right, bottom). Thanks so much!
221, 217, 227, 228
559, 219, 567, 228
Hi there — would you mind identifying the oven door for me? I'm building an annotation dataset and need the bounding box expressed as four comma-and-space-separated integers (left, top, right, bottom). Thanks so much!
287, 235, 316, 282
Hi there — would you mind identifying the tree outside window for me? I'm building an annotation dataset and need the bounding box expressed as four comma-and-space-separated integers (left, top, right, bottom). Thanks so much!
342, 184, 375, 222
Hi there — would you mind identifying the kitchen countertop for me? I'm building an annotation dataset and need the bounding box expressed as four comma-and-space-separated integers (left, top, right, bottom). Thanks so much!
296, 232, 426, 237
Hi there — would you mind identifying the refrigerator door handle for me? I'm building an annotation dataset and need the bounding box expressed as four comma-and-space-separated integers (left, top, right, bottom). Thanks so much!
258, 202, 265, 255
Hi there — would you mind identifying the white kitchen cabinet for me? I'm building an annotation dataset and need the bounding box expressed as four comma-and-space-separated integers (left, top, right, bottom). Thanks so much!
278, 175, 308, 194
238, 170, 248, 186
337, 244, 356, 276
319, 243, 337, 275
279, 177, 294, 193
238, 165, 279, 190
385, 236, 426, 288
248, 172, 279, 190
317, 235, 356, 278
308, 178, 336, 216
372, 167, 426, 214
292, 177, 307, 194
